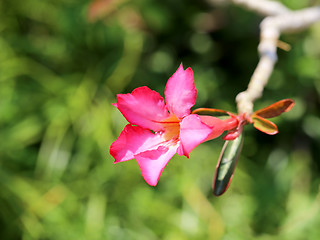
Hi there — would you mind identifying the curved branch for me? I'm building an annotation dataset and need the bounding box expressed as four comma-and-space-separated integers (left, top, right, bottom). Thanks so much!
234, 2, 320, 115
231, 0, 290, 16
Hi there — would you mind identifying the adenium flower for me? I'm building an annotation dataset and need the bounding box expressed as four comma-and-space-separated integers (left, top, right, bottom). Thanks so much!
110, 64, 239, 186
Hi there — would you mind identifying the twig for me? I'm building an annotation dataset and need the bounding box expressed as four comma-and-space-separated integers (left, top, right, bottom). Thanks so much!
232, 1, 320, 115
231, 0, 290, 16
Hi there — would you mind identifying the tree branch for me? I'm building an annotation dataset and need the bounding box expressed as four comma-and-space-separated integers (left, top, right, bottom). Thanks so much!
231, 1, 320, 115
231, 0, 290, 16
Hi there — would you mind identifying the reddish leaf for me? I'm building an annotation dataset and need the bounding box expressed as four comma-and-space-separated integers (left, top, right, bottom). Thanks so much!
253, 99, 294, 118
192, 108, 231, 117
252, 115, 278, 135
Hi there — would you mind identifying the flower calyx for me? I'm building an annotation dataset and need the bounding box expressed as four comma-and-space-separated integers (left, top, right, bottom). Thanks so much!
192, 99, 295, 140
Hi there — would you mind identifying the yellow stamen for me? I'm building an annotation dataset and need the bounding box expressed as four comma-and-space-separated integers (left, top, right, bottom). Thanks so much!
161, 114, 180, 141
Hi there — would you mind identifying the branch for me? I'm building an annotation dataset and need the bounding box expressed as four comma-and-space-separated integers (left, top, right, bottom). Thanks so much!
231, 0, 290, 16
232, 1, 320, 115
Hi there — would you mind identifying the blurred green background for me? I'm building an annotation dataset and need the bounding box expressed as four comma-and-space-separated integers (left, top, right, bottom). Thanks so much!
1, 0, 320, 239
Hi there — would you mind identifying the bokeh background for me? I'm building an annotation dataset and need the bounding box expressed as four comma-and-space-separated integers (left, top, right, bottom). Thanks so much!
1, 0, 320, 239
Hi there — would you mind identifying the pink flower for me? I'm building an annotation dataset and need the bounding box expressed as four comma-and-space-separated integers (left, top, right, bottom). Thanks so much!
110, 64, 238, 186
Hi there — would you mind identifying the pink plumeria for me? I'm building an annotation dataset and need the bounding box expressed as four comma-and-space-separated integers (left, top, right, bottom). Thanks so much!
110, 64, 238, 186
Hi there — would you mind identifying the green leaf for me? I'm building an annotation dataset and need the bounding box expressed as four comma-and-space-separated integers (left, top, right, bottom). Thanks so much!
213, 133, 243, 196
253, 99, 295, 118
252, 115, 278, 135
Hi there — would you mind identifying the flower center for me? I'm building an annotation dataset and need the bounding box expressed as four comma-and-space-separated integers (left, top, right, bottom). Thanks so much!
160, 114, 180, 141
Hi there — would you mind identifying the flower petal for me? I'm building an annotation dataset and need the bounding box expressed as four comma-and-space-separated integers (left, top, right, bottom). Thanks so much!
199, 116, 238, 140
115, 86, 170, 131
178, 114, 212, 157
135, 145, 178, 186
165, 64, 197, 119
110, 125, 165, 163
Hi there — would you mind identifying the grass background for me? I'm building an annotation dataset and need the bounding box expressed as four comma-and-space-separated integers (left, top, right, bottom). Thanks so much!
1, 0, 320, 239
